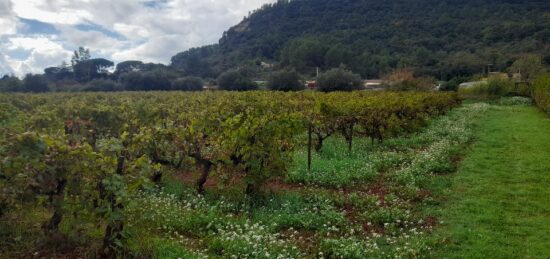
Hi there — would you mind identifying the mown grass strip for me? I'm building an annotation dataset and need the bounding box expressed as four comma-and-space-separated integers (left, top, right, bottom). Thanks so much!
436, 105, 550, 258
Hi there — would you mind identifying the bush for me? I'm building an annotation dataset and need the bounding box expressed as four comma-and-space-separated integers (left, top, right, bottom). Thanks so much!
0, 75, 23, 92
171, 77, 203, 91
317, 68, 362, 92
388, 76, 436, 91
23, 74, 50, 93
458, 79, 513, 97
268, 69, 304, 91
383, 69, 436, 91
440, 76, 470, 91
533, 74, 550, 114
120, 70, 176, 91
83, 79, 122, 92
217, 70, 258, 91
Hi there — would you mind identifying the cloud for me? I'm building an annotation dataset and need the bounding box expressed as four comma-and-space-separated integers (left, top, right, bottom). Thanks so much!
0, 54, 15, 75
0, 0, 17, 35
0, 0, 275, 76
2, 36, 72, 75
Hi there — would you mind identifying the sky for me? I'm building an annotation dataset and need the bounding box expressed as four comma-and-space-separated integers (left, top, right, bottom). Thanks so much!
0, 0, 274, 77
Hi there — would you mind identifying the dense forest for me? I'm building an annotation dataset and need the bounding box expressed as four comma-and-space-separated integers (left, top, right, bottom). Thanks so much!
173, 0, 550, 78
1, 0, 550, 92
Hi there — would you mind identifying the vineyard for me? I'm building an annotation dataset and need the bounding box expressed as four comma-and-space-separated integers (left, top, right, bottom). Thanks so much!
0, 91, 475, 258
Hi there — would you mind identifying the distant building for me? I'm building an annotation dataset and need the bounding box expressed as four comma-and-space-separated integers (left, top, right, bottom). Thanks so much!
488, 72, 509, 80
260, 62, 274, 69
305, 80, 317, 89
203, 84, 218, 91
363, 79, 385, 90
254, 81, 268, 87
435, 81, 445, 90
458, 81, 486, 89
511, 73, 522, 81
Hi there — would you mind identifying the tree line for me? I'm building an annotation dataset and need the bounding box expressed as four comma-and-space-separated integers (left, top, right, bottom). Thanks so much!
0, 46, 370, 93
1, 47, 547, 94
0, 47, 201, 93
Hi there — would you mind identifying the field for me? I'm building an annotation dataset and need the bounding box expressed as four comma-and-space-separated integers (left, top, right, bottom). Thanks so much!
0, 92, 548, 258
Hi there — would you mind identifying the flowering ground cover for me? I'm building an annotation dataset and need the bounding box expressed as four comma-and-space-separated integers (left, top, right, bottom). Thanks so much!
119, 103, 489, 258
4, 98, 547, 258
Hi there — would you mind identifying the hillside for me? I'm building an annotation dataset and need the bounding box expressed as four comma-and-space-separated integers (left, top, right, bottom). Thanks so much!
171, 0, 550, 79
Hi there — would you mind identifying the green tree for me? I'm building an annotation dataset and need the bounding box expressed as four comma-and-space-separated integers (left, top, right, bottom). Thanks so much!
440, 76, 470, 91
170, 45, 217, 77
324, 45, 352, 68
171, 77, 204, 91
23, 74, 49, 92
120, 70, 176, 91
268, 69, 304, 91
84, 79, 122, 92
317, 68, 362, 92
114, 61, 144, 77
509, 55, 546, 81
73, 58, 114, 83
281, 37, 326, 72
44, 61, 73, 81
0, 75, 23, 92
71, 46, 91, 66
217, 70, 258, 91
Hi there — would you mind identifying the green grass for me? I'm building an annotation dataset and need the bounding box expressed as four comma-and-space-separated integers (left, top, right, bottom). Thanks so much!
436, 105, 550, 258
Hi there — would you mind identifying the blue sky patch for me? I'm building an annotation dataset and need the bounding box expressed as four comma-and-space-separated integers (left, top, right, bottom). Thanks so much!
18, 18, 59, 35
142, 0, 168, 9
4, 47, 32, 61
75, 22, 125, 40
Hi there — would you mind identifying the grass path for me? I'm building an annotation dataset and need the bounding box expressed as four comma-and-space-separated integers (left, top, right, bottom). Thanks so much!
436, 105, 550, 258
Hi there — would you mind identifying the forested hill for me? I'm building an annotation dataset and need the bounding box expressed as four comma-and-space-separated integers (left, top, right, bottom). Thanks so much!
171, 0, 550, 79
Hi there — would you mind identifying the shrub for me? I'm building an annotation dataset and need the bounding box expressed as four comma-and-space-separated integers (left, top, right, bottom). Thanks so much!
486, 79, 514, 96
458, 79, 513, 97
317, 68, 362, 92
171, 77, 203, 91
384, 69, 437, 91
23, 74, 50, 93
0, 75, 23, 92
388, 76, 436, 91
217, 70, 258, 91
120, 70, 176, 91
83, 79, 122, 92
532, 74, 550, 114
268, 69, 304, 91
439, 76, 470, 91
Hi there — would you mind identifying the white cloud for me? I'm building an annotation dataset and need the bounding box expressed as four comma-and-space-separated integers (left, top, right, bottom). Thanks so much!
0, 0, 18, 35
0, 54, 15, 75
2, 36, 71, 75
12, 0, 91, 25
0, 0, 276, 76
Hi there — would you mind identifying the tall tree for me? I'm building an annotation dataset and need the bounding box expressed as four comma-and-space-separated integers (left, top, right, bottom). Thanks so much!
114, 61, 144, 76
44, 61, 73, 81
71, 47, 91, 66
509, 55, 546, 82
73, 58, 114, 83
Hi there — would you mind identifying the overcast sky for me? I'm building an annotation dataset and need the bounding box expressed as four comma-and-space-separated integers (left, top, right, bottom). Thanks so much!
0, 0, 274, 76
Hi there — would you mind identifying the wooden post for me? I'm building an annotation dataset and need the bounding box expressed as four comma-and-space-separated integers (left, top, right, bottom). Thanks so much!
348, 124, 354, 153
307, 124, 312, 171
